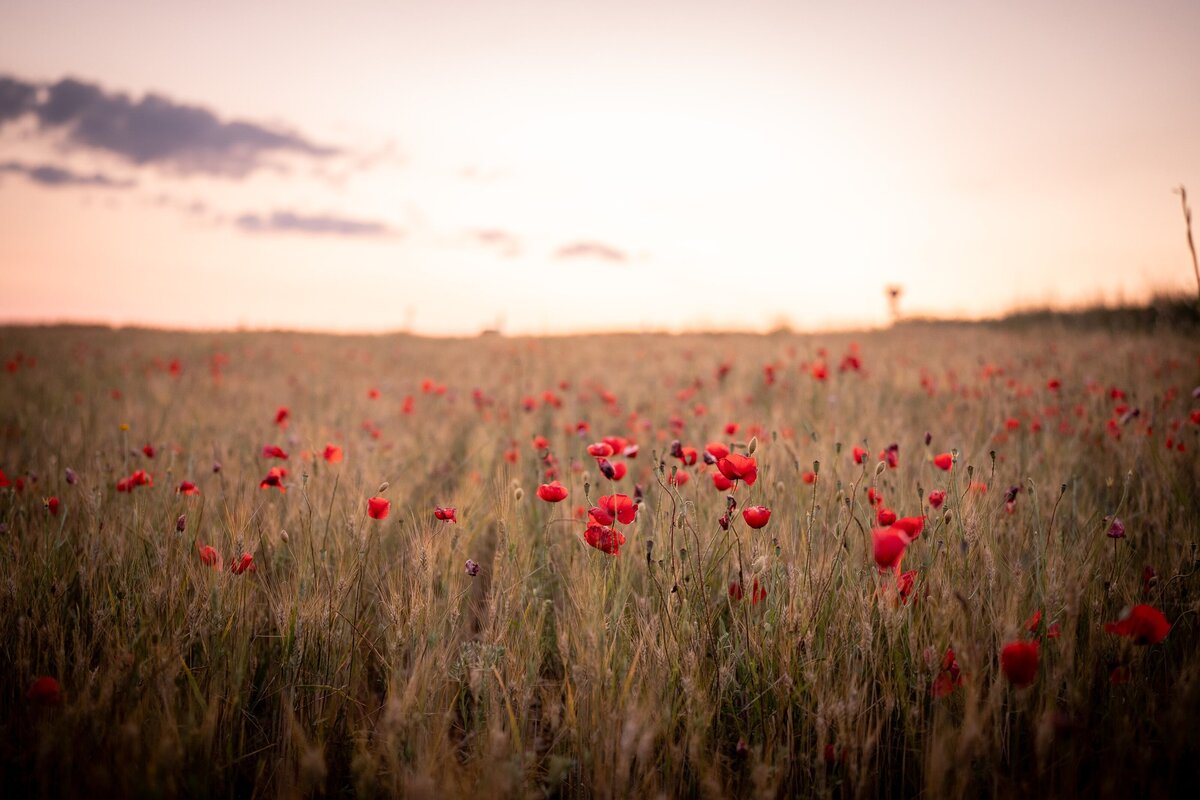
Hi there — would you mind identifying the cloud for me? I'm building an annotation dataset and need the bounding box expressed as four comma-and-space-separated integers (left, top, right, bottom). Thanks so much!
554, 241, 628, 263
0, 74, 337, 177
235, 210, 397, 238
472, 228, 520, 257
0, 159, 135, 188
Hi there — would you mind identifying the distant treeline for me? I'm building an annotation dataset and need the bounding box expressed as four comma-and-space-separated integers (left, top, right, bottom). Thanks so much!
900, 293, 1200, 333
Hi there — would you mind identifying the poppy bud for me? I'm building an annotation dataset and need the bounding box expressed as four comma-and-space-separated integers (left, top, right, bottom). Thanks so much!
65, 468, 77, 485
465, 559, 480, 577
176, 514, 186, 533
747, 436, 758, 455
280, 529, 289, 543
377, 481, 389, 494
514, 487, 525, 501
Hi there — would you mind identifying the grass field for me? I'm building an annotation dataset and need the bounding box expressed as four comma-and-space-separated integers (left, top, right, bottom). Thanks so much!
1, 322, 1198, 798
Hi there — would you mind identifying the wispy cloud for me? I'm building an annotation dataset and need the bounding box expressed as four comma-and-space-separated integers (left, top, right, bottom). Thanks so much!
235, 210, 397, 238
0, 74, 337, 177
554, 241, 628, 263
472, 228, 520, 257
0, 159, 135, 189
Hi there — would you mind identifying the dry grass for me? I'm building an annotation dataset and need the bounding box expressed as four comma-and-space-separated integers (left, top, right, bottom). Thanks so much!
1, 323, 1198, 798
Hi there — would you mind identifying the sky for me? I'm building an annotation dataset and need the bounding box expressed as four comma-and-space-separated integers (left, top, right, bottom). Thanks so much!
1, 0, 1198, 336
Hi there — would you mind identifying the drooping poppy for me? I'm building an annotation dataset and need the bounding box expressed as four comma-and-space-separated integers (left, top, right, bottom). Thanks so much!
367, 497, 391, 520
434, 506, 457, 523
1104, 604, 1170, 645
262, 444, 289, 459
537, 481, 568, 503
1000, 640, 1039, 688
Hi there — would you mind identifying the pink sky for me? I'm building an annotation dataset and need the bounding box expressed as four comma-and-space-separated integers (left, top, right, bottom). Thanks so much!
1, 0, 1198, 335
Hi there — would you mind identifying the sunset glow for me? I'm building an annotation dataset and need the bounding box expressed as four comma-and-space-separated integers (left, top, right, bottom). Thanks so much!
2, 0, 1198, 334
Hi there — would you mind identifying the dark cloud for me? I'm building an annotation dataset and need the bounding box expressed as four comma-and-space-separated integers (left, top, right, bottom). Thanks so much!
0, 77, 37, 123
554, 241, 628, 263
0, 159, 135, 189
473, 228, 520, 257
235, 210, 396, 238
0, 74, 337, 177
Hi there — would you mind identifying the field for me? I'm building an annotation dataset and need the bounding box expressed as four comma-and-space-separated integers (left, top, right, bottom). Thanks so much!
1, 322, 1198, 798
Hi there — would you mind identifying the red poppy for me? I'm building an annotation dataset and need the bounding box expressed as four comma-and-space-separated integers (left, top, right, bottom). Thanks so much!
177, 481, 200, 496
852, 446, 868, 464
892, 516, 925, 543
1047, 378, 1061, 391
931, 648, 963, 698
532, 435, 550, 450
275, 406, 289, 426
873, 528, 908, 573
1104, 604, 1170, 645
587, 442, 614, 458
1004, 417, 1020, 431
584, 523, 626, 555
230, 552, 256, 575
712, 471, 733, 491
435, 506, 457, 523
801, 470, 817, 484
928, 490, 946, 509
142, 444, 156, 458
597, 494, 638, 524
933, 452, 953, 471
198, 544, 221, 568
609, 461, 628, 481
729, 577, 767, 604
602, 436, 629, 454
368, 387, 380, 399
1024, 610, 1061, 639
368, 497, 391, 519
705, 442, 730, 460
717, 454, 758, 486
537, 481, 568, 503
117, 469, 153, 493
879, 443, 899, 469
0, 468, 9, 487
322, 444, 344, 463
896, 569, 917, 604
877, 508, 897, 526
27, 676, 62, 706
262, 444, 289, 459
1106, 517, 1125, 539
259, 466, 287, 492
724, 422, 739, 435
1000, 640, 1039, 688
46, 496, 60, 515
742, 506, 771, 529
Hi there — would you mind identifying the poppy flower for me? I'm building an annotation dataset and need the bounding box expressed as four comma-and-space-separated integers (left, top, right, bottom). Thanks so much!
230, 552, 256, 574
587, 442, 614, 458
367, 497, 391, 520
879, 443, 899, 469
1104, 604, 1170, 645
142, 444, 156, 458
27, 676, 62, 706
198, 544, 221, 568
676, 446, 698, 466
532, 435, 550, 450
1142, 565, 1158, 596
932, 648, 963, 698
717, 454, 758, 486
45, 496, 60, 515
177, 481, 200, 496
584, 523, 626, 555
0, 468, 9, 487
892, 516, 925, 543
262, 445, 289, 459
259, 466, 287, 492
705, 442, 730, 460
602, 436, 629, 454
877, 508, 897, 526
712, 471, 733, 491
896, 570, 917, 604
928, 490, 946, 509
852, 446, 868, 465
117, 469, 153, 493
597, 494, 638, 525
801, 470, 817, 484
609, 461, 628, 480
724, 422, 739, 435
668, 469, 690, 487
434, 506, 457, 523
275, 406, 290, 426
866, 487, 883, 507
729, 577, 767, 604
933, 452, 954, 471
465, 559, 480, 576
323, 444, 344, 463
537, 481, 568, 503
1106, 517, 1126, 539
873, 528, 908, 573
623, 444, 639, 458
368, 388, 380, 399
1024, 610, 1061, 639
1000, 640, 1039, 688
742, 506, 771, 529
